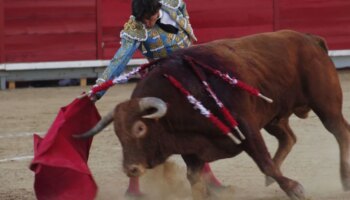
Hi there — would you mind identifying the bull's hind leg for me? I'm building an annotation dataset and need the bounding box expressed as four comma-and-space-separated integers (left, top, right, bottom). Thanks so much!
265, 118, 297, 186
241, 121, 305, 199
312, 108, 350, 190
307, 68, 350, 190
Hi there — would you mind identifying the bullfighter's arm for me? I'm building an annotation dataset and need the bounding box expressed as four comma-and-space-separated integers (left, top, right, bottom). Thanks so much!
178, 1, 197, 42
93, 38, 140, 99
179, 1, 190, 19
98, 38, 140, 83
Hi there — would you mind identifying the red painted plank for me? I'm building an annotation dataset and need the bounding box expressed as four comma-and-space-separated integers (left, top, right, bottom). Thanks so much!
5, 33, 96, 48
96, 0, 103, 59
4, 0, 95, 8
277, 0, 350, 49
6, 50, 97, 63
3, 0, 98, 62
5, 19, 96, 35
100, 0, 274, 59
5, 2, 96, 35
5, 33, 96, 62
5, 7, 96, 20
2, 0, 350, 63
273, 0, 280, 30
101, 0, 129, 26
189, 0, 273, 33
0, 0, 4, 63
100, 0, 129, 59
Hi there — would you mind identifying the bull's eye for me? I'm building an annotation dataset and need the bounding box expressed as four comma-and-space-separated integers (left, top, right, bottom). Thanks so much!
132, 120, 148, 138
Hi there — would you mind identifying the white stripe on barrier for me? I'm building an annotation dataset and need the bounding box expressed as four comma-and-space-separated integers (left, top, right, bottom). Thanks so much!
0, 127, 112, 139
0, 51, 348, 71
0, 127, 114, 163
0, 155, 33, 163
329, 50, 350, 57
0, 132, 44, 139
2, 58, 148, 71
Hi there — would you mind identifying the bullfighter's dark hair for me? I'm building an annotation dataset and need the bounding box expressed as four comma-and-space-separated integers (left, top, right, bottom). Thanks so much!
132, 0, 162, 21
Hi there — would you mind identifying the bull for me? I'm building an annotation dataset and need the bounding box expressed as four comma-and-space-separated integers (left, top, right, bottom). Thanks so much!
79, 30, 350, 199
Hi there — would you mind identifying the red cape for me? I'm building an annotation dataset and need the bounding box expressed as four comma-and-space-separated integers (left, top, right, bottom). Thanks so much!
30, 96, 100, 200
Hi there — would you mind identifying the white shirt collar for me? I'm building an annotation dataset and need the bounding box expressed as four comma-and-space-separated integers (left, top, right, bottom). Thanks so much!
159, 9, 177, 27
159, 10, 163, 19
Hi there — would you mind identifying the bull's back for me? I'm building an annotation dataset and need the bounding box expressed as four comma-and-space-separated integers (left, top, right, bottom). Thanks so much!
186, 30, 338, 103
176, 30, 340, 123
188, 30, 333, 84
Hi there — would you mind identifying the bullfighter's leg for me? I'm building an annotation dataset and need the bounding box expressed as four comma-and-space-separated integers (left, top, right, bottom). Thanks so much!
242, 122, 305, 199
125, 177, 143, 197
264, 118, 297, 186
201, 162, 223, 187
182, 155, 224, 199
182, 154, 209, 200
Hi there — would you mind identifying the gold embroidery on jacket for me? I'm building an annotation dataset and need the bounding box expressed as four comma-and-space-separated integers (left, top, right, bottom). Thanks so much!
161, 0, 181, 9
153, 48, 167, 58
149, 39, 164, 50
121, 16, 147, 41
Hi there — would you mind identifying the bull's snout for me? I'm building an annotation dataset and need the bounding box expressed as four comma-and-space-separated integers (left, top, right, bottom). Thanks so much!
124, 164, 146, 177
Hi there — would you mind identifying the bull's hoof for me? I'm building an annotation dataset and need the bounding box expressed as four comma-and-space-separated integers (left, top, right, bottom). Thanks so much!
191, 181, 210, 200
265, 175, 276, 186
342, 176, 350, 191
286, 183, 305, 200
125, 190, 145, 200
208, 184, 235, 199
208, 184, 231, 192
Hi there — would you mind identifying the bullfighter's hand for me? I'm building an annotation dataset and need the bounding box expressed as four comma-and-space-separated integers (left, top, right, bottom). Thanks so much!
89, 78, 105, 102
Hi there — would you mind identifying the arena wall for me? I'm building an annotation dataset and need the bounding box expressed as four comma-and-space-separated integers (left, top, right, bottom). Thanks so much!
0, 0, 349, 89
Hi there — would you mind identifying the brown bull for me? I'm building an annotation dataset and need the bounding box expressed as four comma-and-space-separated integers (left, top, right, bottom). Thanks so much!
80, 30, 350, 199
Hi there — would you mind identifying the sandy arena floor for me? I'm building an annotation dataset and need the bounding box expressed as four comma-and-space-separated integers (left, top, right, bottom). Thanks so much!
0, 70, 350, 200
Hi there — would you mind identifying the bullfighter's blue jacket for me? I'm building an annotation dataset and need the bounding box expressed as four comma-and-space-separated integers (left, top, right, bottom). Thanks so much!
98, 0, 197, 83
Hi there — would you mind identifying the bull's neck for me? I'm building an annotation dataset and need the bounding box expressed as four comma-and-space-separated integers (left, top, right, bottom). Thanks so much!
158, 130, 213, 156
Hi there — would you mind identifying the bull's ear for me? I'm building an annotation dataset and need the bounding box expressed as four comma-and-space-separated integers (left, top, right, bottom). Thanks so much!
132, 120, 148, 138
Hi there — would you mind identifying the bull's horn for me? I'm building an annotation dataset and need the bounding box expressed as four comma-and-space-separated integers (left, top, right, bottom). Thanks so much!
139, 97, 167, 119
73, 111, 114, 139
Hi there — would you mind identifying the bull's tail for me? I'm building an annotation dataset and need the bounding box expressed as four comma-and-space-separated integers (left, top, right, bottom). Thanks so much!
73, 111, 114, 139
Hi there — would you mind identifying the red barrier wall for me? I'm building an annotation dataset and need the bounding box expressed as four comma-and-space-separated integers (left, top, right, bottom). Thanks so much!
2, 0, 97, 63
0, 0, 5, 63
100, 0, 275, 60
1, 0, 349, 63
276, 0, 350, 50
190, 0, 274, 43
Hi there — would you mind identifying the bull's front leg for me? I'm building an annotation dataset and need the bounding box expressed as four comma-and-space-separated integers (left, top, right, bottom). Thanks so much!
181, 154, 209, 200
264, 118, 297, 186
242, 123, 305, 200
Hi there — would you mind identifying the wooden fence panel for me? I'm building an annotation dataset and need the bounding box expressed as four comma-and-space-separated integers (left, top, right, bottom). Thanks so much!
3, 0, 97, 62
276, 0, 350, 49
1, 0, 350, 63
